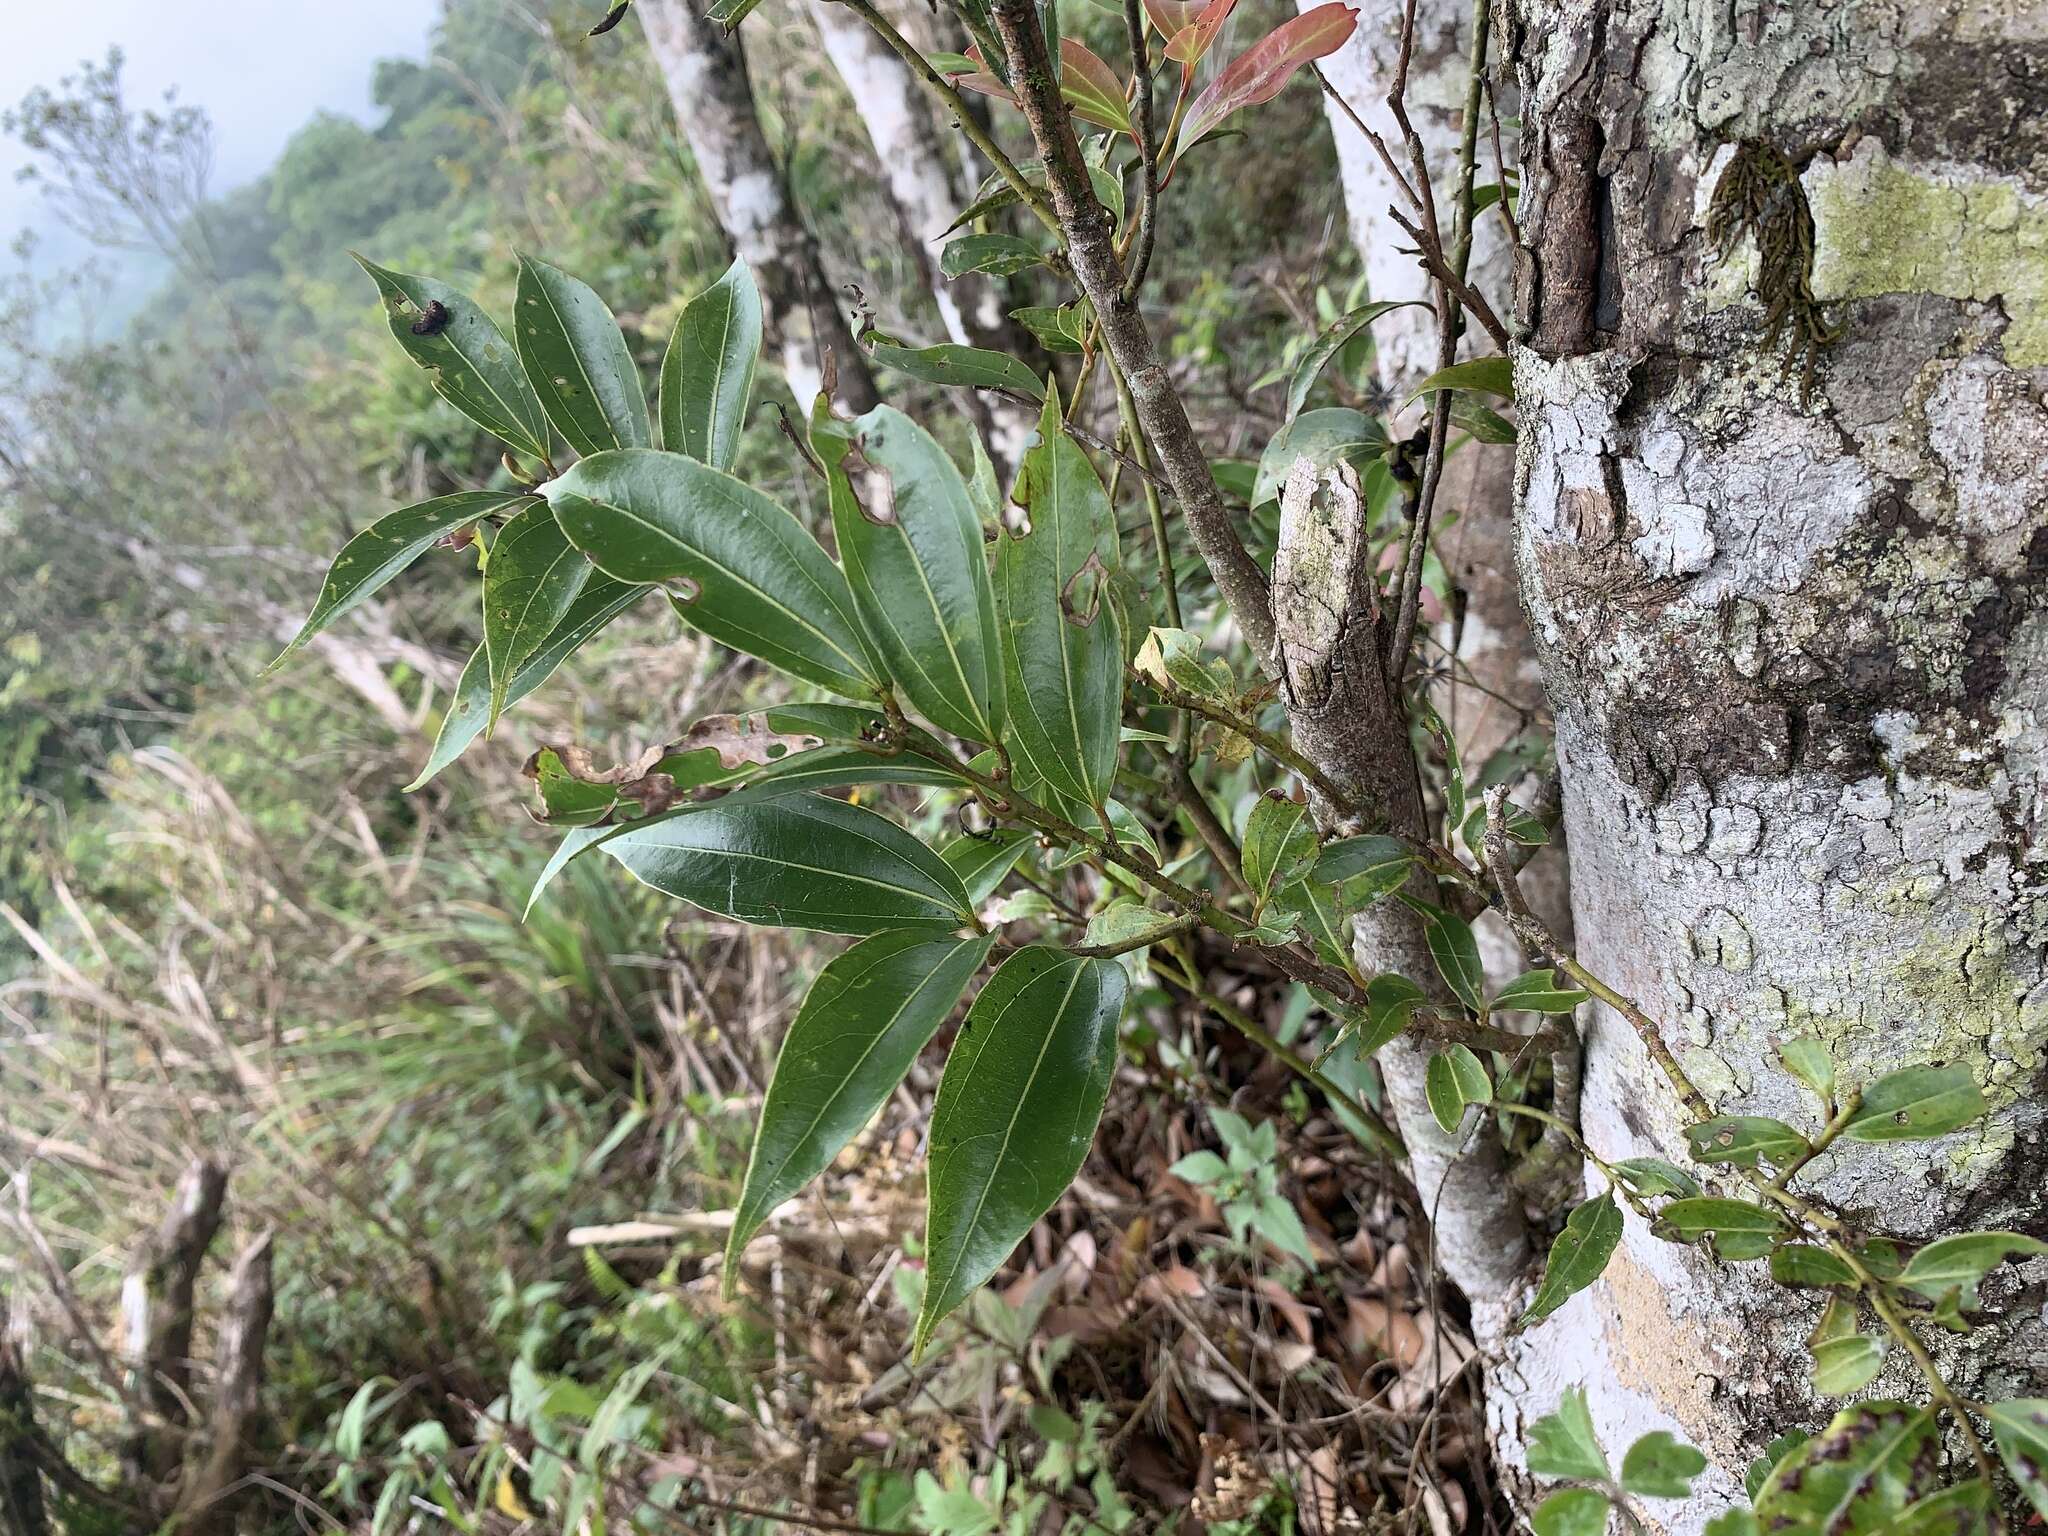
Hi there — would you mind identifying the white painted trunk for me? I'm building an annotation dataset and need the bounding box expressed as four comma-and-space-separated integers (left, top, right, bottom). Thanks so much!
637, 0, 878, 413
1500, 0, 2048, 1517
810, 0, 1036, 468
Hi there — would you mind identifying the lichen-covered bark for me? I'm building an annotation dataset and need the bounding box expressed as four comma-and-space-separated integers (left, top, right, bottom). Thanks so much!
810, 0, 1035, 465
637, 0, 878, 412
1502, 0, 2048, 1518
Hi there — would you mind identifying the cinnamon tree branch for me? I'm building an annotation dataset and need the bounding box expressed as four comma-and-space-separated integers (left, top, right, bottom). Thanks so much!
988, 0, 1278, 661
1121, 0, 1159, 299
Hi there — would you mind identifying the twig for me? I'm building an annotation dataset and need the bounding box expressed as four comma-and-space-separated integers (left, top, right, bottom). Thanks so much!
1120, 0, 1159, 299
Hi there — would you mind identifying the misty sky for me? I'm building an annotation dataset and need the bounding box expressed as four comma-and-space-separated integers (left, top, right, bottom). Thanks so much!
2, 1, 437, 282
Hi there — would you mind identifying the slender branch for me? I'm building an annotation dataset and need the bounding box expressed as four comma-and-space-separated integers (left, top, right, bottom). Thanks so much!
1120, 0, 1160, 299
987, 0, 1278, 660
1108, 356, 1181, 627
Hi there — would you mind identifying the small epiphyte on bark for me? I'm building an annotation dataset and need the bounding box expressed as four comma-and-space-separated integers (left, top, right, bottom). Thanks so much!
1707, 142, 1841, 406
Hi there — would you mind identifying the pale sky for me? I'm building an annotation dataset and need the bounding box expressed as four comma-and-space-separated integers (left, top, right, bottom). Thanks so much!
2, 1, 438, 287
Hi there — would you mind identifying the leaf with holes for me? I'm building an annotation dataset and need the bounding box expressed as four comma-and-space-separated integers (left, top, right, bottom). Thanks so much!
1517, 1192, 1622, 1331
724, 929, 994, 1292
484, 501, 592, 725
410, 576, 645, 790
1843, 1065, 1986, 1142
995, 385, 1123, 809
1685, 1116, 1811, 1170
513, 255, 651, 456
351, 254, 549, 459
1652, 1197, 1787, 1261
1175, 4, 1359, 160
659, 256, 759, 471
917, 948, 1128, 1354
543, 448, 884, 699
826, 405, 1006, 744
271, 491, 525, 671
598, 792, 972, 934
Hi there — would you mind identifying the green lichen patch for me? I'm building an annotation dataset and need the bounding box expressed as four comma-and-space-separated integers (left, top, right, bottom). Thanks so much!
1807, 146, 2048, 368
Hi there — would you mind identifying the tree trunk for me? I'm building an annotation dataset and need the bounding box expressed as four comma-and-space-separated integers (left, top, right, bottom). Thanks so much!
636, 0, 879, 414
1501, 0, 2048, 1515
810, 0, 1037, 467
1302, 0, 1565, 965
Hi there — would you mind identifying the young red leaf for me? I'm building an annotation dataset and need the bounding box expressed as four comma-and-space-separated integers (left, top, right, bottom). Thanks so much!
1166, 0, 1241, 69
1057, 40, 1134, 132
950, 40, 1131, 133
1144, 0, 1206, 43
1175, 4, 1358, 158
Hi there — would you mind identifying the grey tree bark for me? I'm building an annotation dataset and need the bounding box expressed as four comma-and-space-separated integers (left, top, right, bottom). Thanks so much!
637, 0, 879, 413
810, 0, 1037, 466
1498, 0, 2048, 1517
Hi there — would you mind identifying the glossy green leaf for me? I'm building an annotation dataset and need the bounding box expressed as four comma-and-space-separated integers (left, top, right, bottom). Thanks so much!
659, 256, 760, 471
1652, 1197, 1787, 1260
599, 793, 972, 934
513, 254, 651, 456
543, 448, 883, 699
941, 831, 1032, 905
828, 405, 1005, 744
1685, 1115, 1811, 1170
1986, 1399, 2048, 1521
1752, 1404, 1940, 1536
1532, 1490, 1608, 1536
1492, 968, 1589, 1015
1313, 834, 1408, 886
1424, 1043, 1491, 1134
1895, 1230, 2047, 1310
1526, 1388, 1609, 1481
1779, 1037, 1837, 1104
995, 386, 1123, 808
916, 948, 1128, 1353
1517, 1192, 1622, 1331
1251, 407, 1386, 507
1283, 300, 1426, 419
724, 929, 994, 1291
1242, 794, 1318, 905
940, 233, 1043, 279
350, 253, 549, 459
1081, 904, 1188, 951
484, 501, 592, 725
1620, 1431, 1708, 1498
866, 338, 1047, 399
271, 491, 521, 671
1420, 904, 1485, 1013
1862, 1484, 1996, 1536
1769, 1244, 1859, 1288
1401, 354, 1515, 410
408, 576, 644, 791
1843, 1065, 1986, 1142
